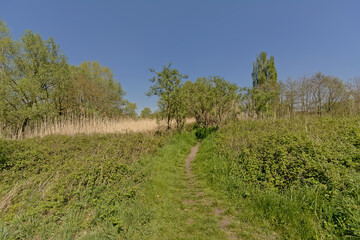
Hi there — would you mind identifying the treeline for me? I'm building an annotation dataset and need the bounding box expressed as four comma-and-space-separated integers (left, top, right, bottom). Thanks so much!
2, 18, 359, 135
277, 73, 359, 116
148, 52, 360, 130
147, 64, 240, 130
0, 19, 136, 135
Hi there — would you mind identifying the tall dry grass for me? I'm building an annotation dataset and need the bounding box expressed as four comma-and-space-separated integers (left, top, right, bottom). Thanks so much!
25, 117, 165, 139
0, 116, 196, 139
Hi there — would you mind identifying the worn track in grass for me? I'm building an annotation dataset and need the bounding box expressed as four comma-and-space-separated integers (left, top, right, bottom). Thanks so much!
184, 142, 238, 239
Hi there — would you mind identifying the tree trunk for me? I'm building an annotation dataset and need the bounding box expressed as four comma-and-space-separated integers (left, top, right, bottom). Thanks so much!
20, 117, 29, 138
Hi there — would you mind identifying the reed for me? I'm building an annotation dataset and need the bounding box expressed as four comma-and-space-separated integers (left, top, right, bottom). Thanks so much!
1, 116, 196, 139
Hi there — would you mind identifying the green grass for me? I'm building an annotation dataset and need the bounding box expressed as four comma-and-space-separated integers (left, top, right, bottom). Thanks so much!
0, 132, 169, 239
0, 131, 233, 239
125, 132, 230, 239
3, 117, 358, 239
193, 117, 360, 239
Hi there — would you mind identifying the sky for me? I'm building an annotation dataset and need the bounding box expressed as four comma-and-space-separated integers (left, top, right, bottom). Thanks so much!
1, 0, 360, 112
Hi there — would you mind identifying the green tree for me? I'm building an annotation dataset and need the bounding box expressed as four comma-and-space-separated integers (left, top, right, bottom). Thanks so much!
172, 84, 190, 130
250, 52, 279, 117
212, 76, 240, 125
186, 78, 214, 126
1, 28, 70, 134
140, 107, 152, 118
70, 61, 126, 116
0, 19, 14, 127
123, 101, 137, 118
251, 52, 277, 88
146, 63, 188, 130
186, 76, 240, 126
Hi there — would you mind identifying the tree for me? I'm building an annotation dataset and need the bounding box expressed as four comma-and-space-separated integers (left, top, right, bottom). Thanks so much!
212, 76, 240, 125
1, 28, 70, 134
172, 84, 190, 130
250, 52, 279, 117
251, 52, 277, 88
0, 19, 14, 127
70, 61, 126, 116
146, 63, 188, 130
0, 20, 134, 137
186, 78, 214, 126
275, 73, 349, 116
278, 78, 298, 117
140, 107, 152, 118
186, 76, 240, 126
123, 101, 137, 118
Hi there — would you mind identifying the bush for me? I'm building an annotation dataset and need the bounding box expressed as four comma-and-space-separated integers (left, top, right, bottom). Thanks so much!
194, 126, 218, 140
194, 117, 360, 239
0, 132, 170, 239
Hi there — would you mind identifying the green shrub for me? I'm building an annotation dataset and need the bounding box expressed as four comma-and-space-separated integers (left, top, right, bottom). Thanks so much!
194, 117, 360, 239
0, 132, 170, 239
194, 126, 217, 140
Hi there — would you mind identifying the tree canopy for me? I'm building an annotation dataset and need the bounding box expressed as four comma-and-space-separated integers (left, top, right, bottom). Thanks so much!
0, 19, 132, 136
146, 63, 188, 129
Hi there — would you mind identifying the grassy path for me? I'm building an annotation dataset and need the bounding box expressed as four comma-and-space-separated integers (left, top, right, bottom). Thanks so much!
134, 133, 238, 239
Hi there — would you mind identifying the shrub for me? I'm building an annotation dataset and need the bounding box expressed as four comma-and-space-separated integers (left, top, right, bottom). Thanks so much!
194, 126, 218, 140
194, 117, 360, 238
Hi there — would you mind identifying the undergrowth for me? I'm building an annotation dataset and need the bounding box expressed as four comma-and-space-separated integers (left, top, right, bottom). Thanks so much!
193, 116, 360, 239
0, 132, 169, 239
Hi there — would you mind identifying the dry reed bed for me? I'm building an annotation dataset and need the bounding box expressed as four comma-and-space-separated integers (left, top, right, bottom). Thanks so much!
25, 118, 165, 139
0, 117, 197, 139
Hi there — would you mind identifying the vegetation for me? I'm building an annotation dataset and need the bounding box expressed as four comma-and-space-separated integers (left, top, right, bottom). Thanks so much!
2, 16, 360, 240
0, 131, 170, 239
193, 117, 360, 239
0, 19, 136, 138
146, 63, 188, 130
140, 107, 152, 118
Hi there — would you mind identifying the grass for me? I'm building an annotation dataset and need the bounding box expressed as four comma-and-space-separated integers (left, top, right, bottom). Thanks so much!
1, 116, 196, 140
2, 117, 166, 139
0, 131, 170, 239
2, 116, 359, 239
0, 130, 229, 239
135, 133, 227, 239
192, 116, 360, 239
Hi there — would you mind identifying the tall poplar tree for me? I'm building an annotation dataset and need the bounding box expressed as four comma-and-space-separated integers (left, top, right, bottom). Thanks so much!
251, 52, 277, 88
250, 52, 279, 117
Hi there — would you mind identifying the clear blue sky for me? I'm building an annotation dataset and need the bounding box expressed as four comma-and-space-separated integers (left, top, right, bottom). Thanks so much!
1, 0, 360, 112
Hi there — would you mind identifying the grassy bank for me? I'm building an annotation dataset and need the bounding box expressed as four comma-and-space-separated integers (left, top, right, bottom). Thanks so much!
0, 132, 169, 239
0, 130, 223, 239
193, 117, 360, 239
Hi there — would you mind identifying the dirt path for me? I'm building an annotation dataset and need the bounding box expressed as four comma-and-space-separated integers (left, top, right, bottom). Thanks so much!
184, 142, 238, 239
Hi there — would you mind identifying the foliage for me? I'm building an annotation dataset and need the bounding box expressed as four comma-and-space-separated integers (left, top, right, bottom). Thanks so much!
246, 52, 279, 117
122, 101, 138, 118
172, 83, 190, 130
140, 107, 152, 118
278, 73, 350, 117
69, 61, 126, 116
185, 76, 240, 127
251, 52, 277, 88
193, 117, 360, 239
194, 125, 218, 140
0, 19, 132, 137
0, 28, 70, 133
146, 63, 188, 130
0, 132, 170, 239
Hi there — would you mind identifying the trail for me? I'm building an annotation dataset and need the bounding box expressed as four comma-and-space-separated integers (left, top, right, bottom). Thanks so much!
183, 142, 238, 240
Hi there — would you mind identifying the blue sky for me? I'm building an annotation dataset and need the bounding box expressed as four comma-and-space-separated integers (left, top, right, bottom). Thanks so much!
1, 0, 360, 112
